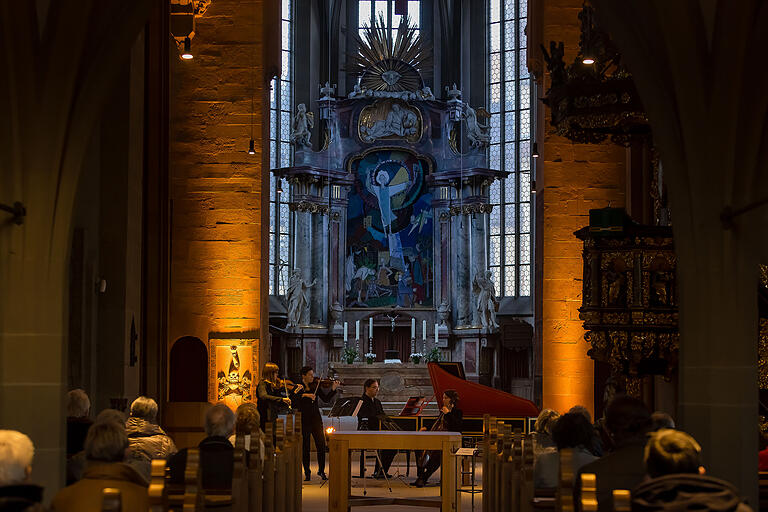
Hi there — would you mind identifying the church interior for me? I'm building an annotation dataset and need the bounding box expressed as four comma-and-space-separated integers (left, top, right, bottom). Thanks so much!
1, 0, 766, 510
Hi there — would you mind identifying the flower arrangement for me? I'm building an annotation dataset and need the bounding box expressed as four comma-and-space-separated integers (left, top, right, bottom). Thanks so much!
364, 352, 376, 364
424, 347, 441, 363
342, 347, 358, 364
409, 352, 423, 364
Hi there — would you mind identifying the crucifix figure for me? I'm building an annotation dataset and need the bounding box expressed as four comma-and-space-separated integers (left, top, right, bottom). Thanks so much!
385, 312, 400, 332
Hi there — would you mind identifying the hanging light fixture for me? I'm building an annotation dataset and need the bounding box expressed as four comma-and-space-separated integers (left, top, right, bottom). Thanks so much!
532, 142, 540, 158
276, 179, 283, 195
181, 36, 193, 60
248, 139, 256, 155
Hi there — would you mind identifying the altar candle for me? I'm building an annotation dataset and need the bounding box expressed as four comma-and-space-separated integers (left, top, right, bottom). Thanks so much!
422, 320, 427, 341
344, 322, 348, 342
435, 323, 439, 348
369, 317, 373, 338
411, 318, 416, 339
356, 320, 360, 340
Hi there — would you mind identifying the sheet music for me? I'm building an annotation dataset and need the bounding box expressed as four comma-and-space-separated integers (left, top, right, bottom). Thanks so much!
352, 399, 363, 417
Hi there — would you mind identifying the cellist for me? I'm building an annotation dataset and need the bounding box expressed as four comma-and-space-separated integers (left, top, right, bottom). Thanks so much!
413, 389, 462, 487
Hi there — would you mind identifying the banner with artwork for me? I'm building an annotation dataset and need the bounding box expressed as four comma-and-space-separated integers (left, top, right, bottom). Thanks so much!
346, 149, 433, 308
210, 341, 253, 410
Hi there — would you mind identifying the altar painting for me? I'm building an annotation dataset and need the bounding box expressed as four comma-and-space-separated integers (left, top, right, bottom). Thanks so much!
346, 149, 433, 308
211, 342, 253, 410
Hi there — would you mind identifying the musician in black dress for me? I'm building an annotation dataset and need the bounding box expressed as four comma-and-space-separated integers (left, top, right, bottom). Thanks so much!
291, 366, 339, 481
357, 378, 396, 478
256, 362, 297, 437
413, 389, 462, 487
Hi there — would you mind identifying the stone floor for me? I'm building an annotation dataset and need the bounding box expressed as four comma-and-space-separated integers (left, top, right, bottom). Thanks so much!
301, 455, 483, 512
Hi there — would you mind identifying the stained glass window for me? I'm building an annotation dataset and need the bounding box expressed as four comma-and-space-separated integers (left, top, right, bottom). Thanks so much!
358, 0, 420, 39
488, 0, 532, 297
269, 0, 293, 295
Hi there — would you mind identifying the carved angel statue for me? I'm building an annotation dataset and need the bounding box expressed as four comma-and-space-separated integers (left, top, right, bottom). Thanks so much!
217, 345, 252, 403
419, 86, 435, 100
472, 270, 499, 331
287, 268, 317, 327
360, 103, 418, 141
464, 105, 491, 148
290, 103, 314, 148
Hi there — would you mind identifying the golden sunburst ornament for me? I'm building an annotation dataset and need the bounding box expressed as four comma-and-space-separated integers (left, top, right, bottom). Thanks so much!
351, 15, 432, 93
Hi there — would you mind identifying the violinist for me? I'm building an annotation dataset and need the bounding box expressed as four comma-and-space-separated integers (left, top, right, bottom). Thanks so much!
256, 362, 302, 436
357, 379, 396, 478
413, 389, 462, 488
292, 366, 340, 481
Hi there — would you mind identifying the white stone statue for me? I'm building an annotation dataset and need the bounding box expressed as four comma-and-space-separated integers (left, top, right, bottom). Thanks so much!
437, 299, 451, 327
419, 86, 435, 100
350, 82, 365, 98
361, 103, 418, 142
290, 103, 314, 148
286, 268, 316, 328
472, 270, 499, 331
464, 105, 491, 148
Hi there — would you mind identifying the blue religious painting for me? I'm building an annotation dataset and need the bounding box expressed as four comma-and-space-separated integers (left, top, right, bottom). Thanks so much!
346, 149, 433, 308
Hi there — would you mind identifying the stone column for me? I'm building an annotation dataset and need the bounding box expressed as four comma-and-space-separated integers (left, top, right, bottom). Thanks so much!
309, 207, 328, 325
452, 213, 473, 326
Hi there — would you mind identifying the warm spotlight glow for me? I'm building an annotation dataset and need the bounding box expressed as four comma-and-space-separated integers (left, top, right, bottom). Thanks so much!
248, 139, 256, 155
325, 426, 335, 434
181, 37, 193, 60
582, 57, 595, 65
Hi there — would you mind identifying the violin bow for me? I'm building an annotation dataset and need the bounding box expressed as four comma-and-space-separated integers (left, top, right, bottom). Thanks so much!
283, 376, 292, 410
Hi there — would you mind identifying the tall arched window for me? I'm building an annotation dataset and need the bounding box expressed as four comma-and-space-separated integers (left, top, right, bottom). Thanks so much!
358, 0, 420, 37
269, 0, 293, 295
488, 0, 532, 298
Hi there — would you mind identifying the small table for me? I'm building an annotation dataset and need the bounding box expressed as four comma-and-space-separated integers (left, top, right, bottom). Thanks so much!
328, 431, 462, 512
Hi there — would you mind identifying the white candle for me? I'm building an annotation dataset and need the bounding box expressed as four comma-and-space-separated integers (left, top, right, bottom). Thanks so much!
369, 317, 373, 338
422, 320, 427, 341
344, 322, 348, 342
435, 323, 439, 348
356, 320, 360, 340
411, 318, 416, 338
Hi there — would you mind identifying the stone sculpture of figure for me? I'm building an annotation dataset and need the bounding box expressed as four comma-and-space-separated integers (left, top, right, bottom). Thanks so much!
287, 269, 316, 327
350, 82, 364, 98
290, 103, 314, 148
361, 103, 418, 141
419, 86, 435, 100
329, 301, 343, 328
464, 105, 491, 148
472, 270, 499, 331
437, 299, 451, 327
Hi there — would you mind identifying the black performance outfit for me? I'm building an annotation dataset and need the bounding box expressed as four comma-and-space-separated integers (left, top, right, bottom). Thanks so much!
291, 382, 338, 478
357, 393, 396, 476
257, 379, 286, 439
418, 407, 463, 483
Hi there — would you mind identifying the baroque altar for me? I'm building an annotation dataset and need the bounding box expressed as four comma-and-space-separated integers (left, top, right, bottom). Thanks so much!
271, 18, 508, 387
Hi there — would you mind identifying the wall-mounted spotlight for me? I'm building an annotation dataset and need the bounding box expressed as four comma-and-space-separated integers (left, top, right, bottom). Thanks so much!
532, 142, 540, 159
276, 179, 283, 196
582, 56, 595, 65
248, 139, 256, 155
531, 180, 537, 195
181, 37, 193, 60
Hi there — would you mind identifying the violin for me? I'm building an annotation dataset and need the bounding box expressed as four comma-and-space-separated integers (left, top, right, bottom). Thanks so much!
270, 377, 303, 392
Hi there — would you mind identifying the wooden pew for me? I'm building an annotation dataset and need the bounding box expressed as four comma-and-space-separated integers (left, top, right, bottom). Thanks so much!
148, 459, 167, 512
293, 413, 302, 512
102, 488, 121, 511
248, 431, 264, 512
612, 489, 631, 512
262, 422, 275, 512
556, 448, 574, 512
183, 449, 202, 512
579, 473, 597, 512
232, 434, 247, 512
520, 433, 534, 512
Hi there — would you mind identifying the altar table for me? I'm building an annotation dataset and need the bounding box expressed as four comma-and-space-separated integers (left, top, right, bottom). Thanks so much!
328, 430, 462, 512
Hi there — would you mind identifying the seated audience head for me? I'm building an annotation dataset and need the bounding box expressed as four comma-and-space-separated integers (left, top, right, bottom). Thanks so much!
363, 379, 380, 398
262, 362, 279, 381
84, 422, 128, 463
0, 430, 34, 485
605, 395, 652, 446
129, 396, 159, 423
644, 428, 704, 478
552, 412, 594, 450
650, 411, 675, 431
535, 409, 560, 436
95, 408, 127, 425
206, 403, 236, 438
66, 389, 91, 418
568, 405, 592, 424
234, 402, 261, 435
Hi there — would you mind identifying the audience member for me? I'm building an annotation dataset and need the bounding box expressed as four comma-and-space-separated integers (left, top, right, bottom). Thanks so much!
168, 404, 235, 491
228, 402, 262, 450
650, 411, 675, 431
534, 412, 598, 488
65, 389, 92, 457
0, 430, 45, 512
632, 429, 752, 512
569, 405, 603, 457
125, 396, 177, 462
532, 409, 559, 457
67, 408, 131, 485
52, 422, 148, 511
577, 395, 652, 511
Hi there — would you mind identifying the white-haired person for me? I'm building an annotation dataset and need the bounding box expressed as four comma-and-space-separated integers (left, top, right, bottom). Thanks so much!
125, 396, 177, 463
66, 388, 92, 458
52, 421, 148, 511
0, 430, 45, 511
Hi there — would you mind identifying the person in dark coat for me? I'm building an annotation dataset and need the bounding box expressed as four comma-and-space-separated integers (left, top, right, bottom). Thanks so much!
576, 395, 652, 512
292, 366, 339, 481
168, 404, 236, 491
412, 389, 463, 488
357, 379, 396, 478
256, 362, 297, 437
632, 429, 752, 512
65, 389, 92, 458
0, 430, 46, 512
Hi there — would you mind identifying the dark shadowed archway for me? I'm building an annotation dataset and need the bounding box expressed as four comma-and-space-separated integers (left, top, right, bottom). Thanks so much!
169, 336, 208, 402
